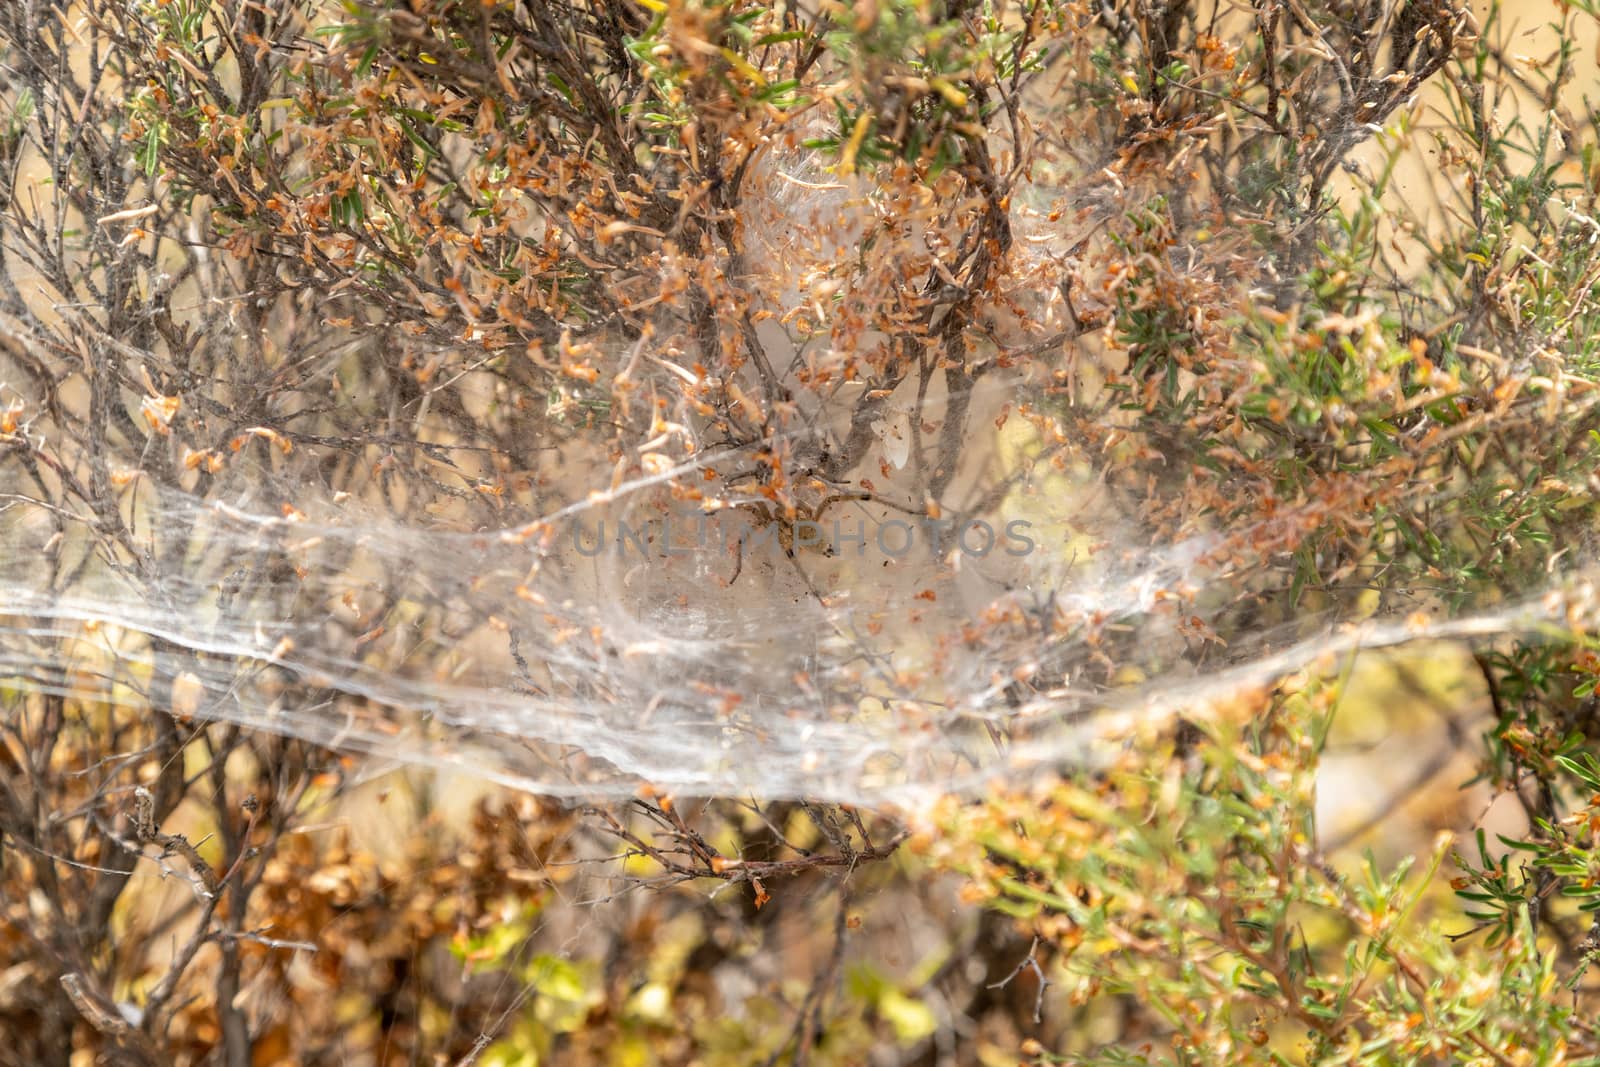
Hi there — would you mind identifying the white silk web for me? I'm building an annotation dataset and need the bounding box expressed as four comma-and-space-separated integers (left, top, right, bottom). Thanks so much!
2, 405, 1592, 805
3, 160, 1597, 806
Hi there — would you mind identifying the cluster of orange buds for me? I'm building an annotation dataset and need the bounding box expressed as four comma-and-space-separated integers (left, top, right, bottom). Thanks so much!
229, 426, 294, 454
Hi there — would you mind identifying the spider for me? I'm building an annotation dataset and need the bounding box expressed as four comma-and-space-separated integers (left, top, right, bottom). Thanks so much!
725, 491, 863, 584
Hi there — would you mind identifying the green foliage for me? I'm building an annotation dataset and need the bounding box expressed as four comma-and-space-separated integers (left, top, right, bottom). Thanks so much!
929, 681, 1598, 1064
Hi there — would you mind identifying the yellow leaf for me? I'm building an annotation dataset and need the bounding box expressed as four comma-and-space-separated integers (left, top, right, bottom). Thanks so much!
929, 77, 967, 107
720, 47, 768, 88
836, 110, 873, 176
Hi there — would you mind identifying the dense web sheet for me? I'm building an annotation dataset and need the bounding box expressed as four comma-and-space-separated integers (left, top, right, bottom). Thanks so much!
3, 140, 1599, 805
3, 368, 1594, 805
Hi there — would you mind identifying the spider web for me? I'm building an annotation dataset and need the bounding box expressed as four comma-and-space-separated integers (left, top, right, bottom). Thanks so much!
2, 159, 1596, 806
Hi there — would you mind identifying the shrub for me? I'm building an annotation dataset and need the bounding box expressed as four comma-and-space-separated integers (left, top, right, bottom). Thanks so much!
3, 0, 1600, 1062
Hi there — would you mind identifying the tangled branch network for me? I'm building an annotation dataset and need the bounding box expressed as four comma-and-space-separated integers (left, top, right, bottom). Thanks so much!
2, 162, 1596, 806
